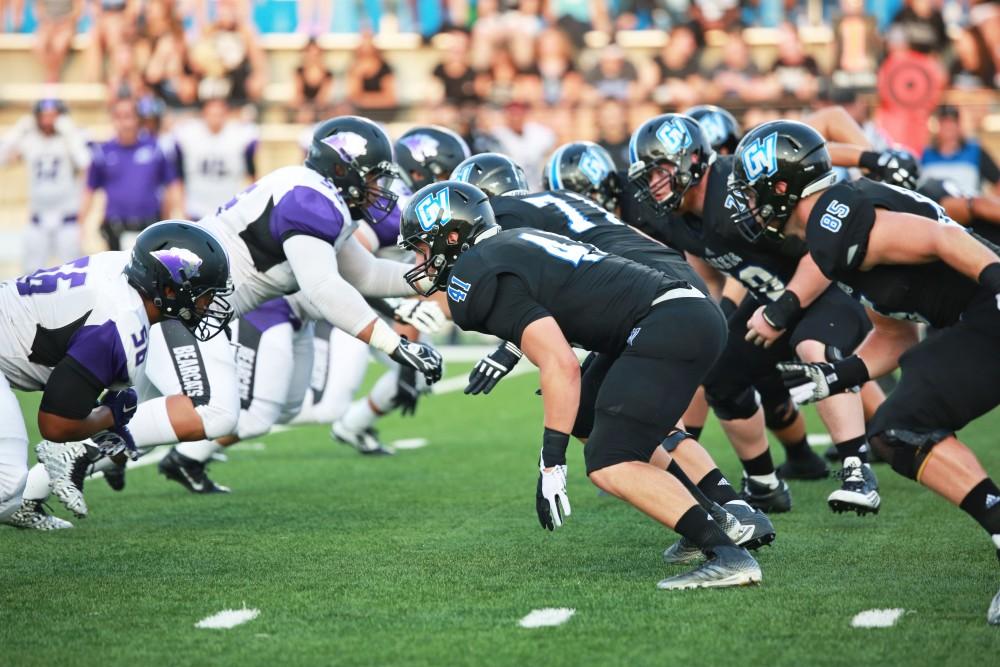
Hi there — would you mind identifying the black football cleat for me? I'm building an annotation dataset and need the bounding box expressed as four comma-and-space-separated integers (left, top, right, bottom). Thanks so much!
740, 476, 792, 513
103, 462, 126, 491
158, 447, 230, 494
777, 450, 830, 480
828, 456, 880, 515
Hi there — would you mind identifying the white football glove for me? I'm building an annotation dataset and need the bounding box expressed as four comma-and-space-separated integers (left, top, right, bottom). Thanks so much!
393, 298, 447, 335
536, 454, 571, 530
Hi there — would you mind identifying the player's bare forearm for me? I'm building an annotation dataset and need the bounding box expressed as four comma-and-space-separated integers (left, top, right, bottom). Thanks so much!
37, 406, 115, 442
786, 253, 830, 309
828, 143, 866, 169
166, 394, 207, 440
803, 106, 872, 148
934, 224, 1000, 282
519, 317, 580, 434
854, 312, 920, 379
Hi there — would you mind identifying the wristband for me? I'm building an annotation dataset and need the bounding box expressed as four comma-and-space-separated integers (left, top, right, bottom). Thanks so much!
369, 318, 402, 355
858, 150, 880, 171
762, 291, 803, 330
835, 355, 871, 389
719, 295, 738, 319
541, 427, 570, 467
978, 263, 1000, 295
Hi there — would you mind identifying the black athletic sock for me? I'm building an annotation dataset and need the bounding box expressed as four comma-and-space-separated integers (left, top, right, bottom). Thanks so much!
667, 460, 717, 515
697, 468, 741, 505
781, 436, 812, 461
959, 478, 1000, 537
741, 450, 775, 477
686, 425, 704, 442
835, 435, 869, 463
674, 506, 734, 552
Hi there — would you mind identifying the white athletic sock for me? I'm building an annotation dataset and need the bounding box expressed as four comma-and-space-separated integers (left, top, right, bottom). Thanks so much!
369, 370, 399, 414
22, 463, 51, 501
175, 440, 221, 463
129, 397, 179, 448
340, 398, 377, 433
749, 472, 780, 489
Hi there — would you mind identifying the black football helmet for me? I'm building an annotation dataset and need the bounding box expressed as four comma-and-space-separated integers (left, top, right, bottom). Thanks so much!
543, 141, 621, 212
683, 105, 742, 154
398, 181, 498, 296
450, 153, 529, 197
395, 125, 471, 191
305, 116, 399, 225
124, 221, 234, 341
729, 120, 839, 243
627, 113, 716, 214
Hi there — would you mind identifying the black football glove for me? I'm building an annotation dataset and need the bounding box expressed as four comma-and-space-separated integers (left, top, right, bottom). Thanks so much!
395, 365, 420, 417
390, 338, 443, 385
465, 341, 522, 395
98, 389, 139, 459
777, 356, 870, 404
101, 388, 138, 429
861, 149, 920, 190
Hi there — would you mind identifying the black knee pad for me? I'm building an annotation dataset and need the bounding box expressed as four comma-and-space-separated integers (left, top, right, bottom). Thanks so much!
660, 429, 692, 453
706, 386, 759, 422
572, 403, 595, 440
869, 428, 952, 480
763, 398, 798, 431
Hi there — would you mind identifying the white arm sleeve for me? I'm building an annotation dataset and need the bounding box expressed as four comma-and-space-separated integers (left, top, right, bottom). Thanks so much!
282, 235, 378, 337
335, 235, 416, 298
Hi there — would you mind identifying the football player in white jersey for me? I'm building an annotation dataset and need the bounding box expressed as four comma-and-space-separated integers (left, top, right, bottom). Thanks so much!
0, 99, 91, 272
173, 98, 259, 220
1, 221, 233, 530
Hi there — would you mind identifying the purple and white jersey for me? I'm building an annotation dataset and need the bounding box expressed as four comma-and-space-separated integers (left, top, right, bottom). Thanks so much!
174, 120, 259, 220
198, 165, 356, 316
0, 251, 150, 392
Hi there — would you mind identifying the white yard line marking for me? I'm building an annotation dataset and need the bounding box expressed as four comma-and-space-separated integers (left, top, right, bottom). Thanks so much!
228, 442, 267, 452
392, 438, 429, 450
518, 608, 576, 628
850, 608, 905, 628
807, 433, 833, 448
195, 608, 260, 629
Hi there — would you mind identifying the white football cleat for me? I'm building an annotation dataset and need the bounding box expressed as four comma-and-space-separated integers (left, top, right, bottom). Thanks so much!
35, 440, 91, 518
5, 499, 73, 530
828, 456, 880, 516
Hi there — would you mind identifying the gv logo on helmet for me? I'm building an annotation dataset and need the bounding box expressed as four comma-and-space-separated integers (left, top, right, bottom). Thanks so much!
741, 132, 779, 183
578, 149, 609, 186
452, 162, 474, 182
656, 119, 692, 154
415, 187, 452, 231
699, 113, 727, 146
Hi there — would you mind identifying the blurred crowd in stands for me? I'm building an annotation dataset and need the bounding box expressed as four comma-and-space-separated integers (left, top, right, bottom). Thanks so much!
0, 0, 997, 271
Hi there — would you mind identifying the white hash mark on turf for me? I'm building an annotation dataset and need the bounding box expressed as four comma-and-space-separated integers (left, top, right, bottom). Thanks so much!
392, 438, 429, 450
518, 608, 575, 628
195, 608, 260, 629
851, 608, 905, 628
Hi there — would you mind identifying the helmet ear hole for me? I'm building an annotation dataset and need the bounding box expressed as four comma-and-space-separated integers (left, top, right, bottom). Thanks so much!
774, 181, 789, 195
446, 230, 461, 245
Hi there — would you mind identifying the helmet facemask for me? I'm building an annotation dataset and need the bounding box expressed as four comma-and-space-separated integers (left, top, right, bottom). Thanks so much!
154, 277, 235, 342
337, 161, 400, 226
629, 159, 696, 214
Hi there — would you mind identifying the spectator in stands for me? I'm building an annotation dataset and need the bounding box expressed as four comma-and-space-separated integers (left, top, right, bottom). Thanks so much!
534, 27, 583, 108
584, 43, 641, 104
646, 22, 705, 109
173, 97, 258, 220
491, 100, 555, 190
470, 0, 507, 70
768, 22, 821, 101
504, 0, 545, 69
2, 0, 25, 32
475, 46, 539, 108
705, 28, 766, 102
35, 0, 81, 83
545, 0, 610, 48
431, 29, 479, 108
890, 0, 948, 55
950, 26, 996, 90
595, 97, 630, 170
922, 105, 1000, 195
833, 0, 880, 76
291, 37, 333, 123
138, 0, 195, 107
345, 32, 397, 118
0, 99, 90, 271
86, 0, 137, 82
691, 0, 741, 31
106, 41, 145, 100
187, 0, 266, 106
80, 97, 181, 251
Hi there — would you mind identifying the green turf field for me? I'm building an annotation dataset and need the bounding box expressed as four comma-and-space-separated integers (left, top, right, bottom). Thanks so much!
3, 365, 999, 667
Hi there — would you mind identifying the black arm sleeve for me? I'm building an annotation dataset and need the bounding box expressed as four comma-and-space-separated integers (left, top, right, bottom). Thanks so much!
481, 274, 551, 347
39, 356, 103, 419
979, 148, 1000, 186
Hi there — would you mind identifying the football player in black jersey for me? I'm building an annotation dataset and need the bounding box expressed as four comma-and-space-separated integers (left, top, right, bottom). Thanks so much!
454, 152, 776, 558
627, 114, 881, 516
731, 120, 1000, 624
400, 180, 763, 589
918, 177, 1000, 247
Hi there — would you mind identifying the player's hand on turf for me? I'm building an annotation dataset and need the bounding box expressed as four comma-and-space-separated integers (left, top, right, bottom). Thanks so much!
395, 365, 420, 417
393, 298, 447, 335
778, 357, 866, 404
101, 388, 138, 429
745, 306, 783, 348
465, 341, 522, 395
390, 338, 444, 385
536, 458, 571, 530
